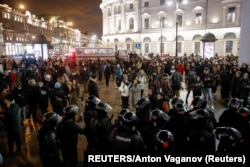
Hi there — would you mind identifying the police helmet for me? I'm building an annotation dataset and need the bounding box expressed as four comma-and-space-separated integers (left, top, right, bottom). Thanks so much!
228, 98, 242, 110
63, 105, 79, 118
189, 109, 209, 120
155, 130, 174, 148
135, 97, 151, 116
215, 127, 242, 141
95, 102, 112, 113
150, 109, 170, 123
118, 108, 130, 120
175, 102, 188, 114
121, 111, 138, 130
237, 107, 250, 118
86, 95, 101, 106
43, 112, 60, 127
171, 97, 184, 107
191, 96, 207, 109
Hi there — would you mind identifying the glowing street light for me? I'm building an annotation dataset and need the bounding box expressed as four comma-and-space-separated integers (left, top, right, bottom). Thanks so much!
19, 4, 25, 11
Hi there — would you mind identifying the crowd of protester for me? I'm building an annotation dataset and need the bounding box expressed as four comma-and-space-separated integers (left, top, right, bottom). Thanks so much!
0, 52, 249, 165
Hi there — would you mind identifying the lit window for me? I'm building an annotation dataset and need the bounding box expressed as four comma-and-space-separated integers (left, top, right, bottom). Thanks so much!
144, 1, 149, 7
195, 12, 202, 25
227, 7, 236, 23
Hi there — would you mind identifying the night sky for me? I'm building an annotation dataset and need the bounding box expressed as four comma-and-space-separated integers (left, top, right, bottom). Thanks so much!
3, 0, 103, 37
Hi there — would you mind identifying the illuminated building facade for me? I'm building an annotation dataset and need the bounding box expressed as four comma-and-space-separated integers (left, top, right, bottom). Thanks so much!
100, 0, 241, 57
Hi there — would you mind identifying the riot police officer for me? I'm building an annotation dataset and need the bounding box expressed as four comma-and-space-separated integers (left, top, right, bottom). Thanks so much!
168, 102, 190, 152
228, 107, 250, 151
188, 109, 216, 152
84, 95, 100, 126
149, 109, 170, 129
135, 97, 152, 135
190, 96, 217, 129
83, 95, 101, 152
153, 129, 175, 153
57, 105, 85, 167
113, 108, 130, 128
108, 111, 147, 153
218, 98, 242, 127
169, 97, 185, 117
89, 101, 113, 152
38, 112, 62, 167
216, 127, 243, 152
144, 109, 173, 153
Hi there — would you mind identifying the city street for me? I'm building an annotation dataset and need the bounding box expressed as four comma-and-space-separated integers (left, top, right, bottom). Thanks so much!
1, 76, 226, 167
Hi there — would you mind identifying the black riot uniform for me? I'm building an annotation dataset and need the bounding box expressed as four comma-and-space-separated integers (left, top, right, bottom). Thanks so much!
135, 97, 152, 135
38, 112, 62, 167
108, 111, 147, 153
84, 95, 100, 126
113, 108, 130, 128
144, 109, 174, 153
235, 107, 250, 151
188, 109, 216, 152
149, 109, 170, 129
57, 105, 85, 167
216, 127, 244, 152
218, 98, 242, 127
89, 102, 113, 153
168, 97, 184, 117
190, 96, 217, 129
153, 129, 175, 153
168, 102, 190, 152
83, 95, 101, 152
217, 98, 250, 152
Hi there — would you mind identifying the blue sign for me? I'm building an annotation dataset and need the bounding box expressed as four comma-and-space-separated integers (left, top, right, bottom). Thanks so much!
135, 43, 141, 49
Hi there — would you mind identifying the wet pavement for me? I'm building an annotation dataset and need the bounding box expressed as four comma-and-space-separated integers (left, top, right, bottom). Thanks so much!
1, 77, 226, 167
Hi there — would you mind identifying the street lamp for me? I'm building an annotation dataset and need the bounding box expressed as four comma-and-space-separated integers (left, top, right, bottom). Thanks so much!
168, 0, 188, 57
160, 22, 163, 58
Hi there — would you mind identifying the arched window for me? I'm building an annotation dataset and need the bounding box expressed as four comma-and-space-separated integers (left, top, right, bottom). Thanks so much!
224, 32, 236, 39
143, 37, 151, 42
224, 32, 236, 53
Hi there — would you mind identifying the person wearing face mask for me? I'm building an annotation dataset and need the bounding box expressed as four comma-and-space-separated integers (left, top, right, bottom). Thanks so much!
13, 82, 28, 125
26, 78, 40, 122
3, 93, 22, 156
38, 79, 50, 116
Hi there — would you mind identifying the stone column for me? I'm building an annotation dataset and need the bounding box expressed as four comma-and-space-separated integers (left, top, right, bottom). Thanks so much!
239, 0, 250, 66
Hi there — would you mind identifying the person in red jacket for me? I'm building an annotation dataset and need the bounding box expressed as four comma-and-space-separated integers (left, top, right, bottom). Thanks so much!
177, 62, 185, 76
9, 69, 16, 91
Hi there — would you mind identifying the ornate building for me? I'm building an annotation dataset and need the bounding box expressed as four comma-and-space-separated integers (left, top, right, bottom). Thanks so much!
100, 0, 241, 57
0, 4, 82, 59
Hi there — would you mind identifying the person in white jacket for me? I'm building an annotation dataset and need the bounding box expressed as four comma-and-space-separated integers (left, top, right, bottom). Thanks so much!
118, 78, 131, 109
136, 69, 147, 97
